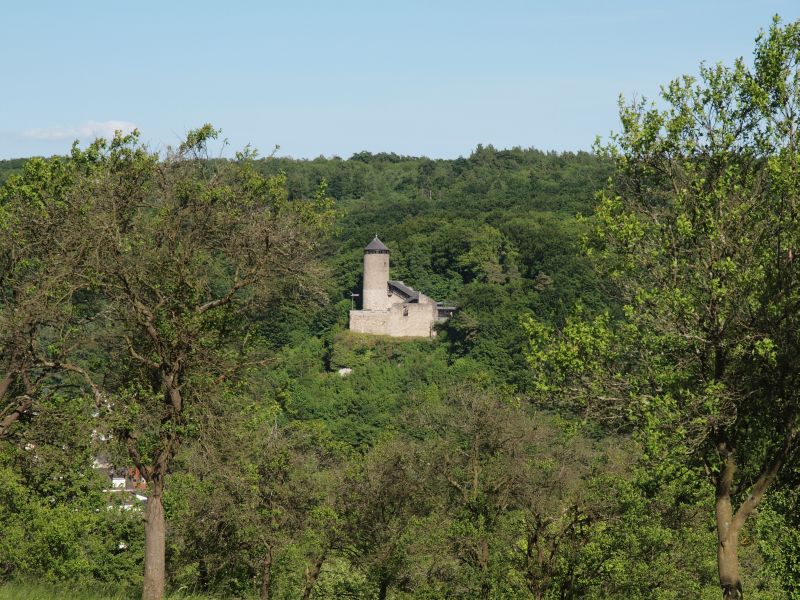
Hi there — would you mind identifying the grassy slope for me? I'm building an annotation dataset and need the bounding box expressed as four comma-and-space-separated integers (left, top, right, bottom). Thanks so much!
0, 583, 222, 600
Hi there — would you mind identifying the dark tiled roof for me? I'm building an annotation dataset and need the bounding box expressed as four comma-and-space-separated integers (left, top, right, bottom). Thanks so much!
364, 236, 389, 252
388, 280, 419, 302
437, 305, 457, 319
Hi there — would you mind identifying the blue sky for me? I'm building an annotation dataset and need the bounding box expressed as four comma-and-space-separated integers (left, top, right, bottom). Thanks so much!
2, 1, 799, 159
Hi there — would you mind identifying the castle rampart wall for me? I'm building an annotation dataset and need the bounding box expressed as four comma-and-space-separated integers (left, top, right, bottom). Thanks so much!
349, 301, 438, 338
349, 310, 390, 335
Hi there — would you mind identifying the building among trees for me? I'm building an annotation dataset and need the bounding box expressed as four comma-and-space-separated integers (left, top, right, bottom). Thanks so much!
349, 236, 454, 337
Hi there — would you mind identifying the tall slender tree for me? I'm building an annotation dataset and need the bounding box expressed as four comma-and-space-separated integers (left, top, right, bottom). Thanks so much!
527, 18, 800, 599
73, 127, 333, 600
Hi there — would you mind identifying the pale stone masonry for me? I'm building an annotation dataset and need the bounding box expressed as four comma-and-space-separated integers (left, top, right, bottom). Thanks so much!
349, 236, 455, 337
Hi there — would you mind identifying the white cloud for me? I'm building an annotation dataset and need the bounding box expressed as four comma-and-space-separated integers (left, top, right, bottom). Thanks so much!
22, 120, 138, 141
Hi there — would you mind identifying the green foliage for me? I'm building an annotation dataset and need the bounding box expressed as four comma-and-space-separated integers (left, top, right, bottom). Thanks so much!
6, 21, 800, 596
0, 396, 143, 590
755, 485, 800, 597
278, 332, 452, 448
526, 16, 800, 599
0, 159, 26, 186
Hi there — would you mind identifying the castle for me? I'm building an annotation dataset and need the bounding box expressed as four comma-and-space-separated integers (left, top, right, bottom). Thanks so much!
349, 236, 455, 337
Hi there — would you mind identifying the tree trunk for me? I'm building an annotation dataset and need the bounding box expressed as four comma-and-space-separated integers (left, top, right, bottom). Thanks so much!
478, 536, 491, 600
718, 533, 743, 600
260, 546, 273, 600
301, 553, 326, 600
715, 452, 743, 600
142, 491, 166, 600
198, 557, 209, 591
712, 432, 795, 600
0, 369, 16, 406
0, 395, 32, 438
717, 500, 743, 600
378, 578, 389, 600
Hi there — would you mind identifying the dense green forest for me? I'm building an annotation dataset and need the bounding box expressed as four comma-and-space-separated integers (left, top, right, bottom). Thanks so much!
2, 18, 800, 600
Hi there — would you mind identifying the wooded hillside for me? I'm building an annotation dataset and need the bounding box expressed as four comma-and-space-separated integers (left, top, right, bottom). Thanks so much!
2, 18, 800, 600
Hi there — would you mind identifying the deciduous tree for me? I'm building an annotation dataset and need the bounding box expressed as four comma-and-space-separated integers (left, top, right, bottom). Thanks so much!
527, 18, 800, 599
75, 126, 333, 600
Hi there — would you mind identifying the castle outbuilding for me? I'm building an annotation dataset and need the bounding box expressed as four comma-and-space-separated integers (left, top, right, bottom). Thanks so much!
349, 236, 455, 337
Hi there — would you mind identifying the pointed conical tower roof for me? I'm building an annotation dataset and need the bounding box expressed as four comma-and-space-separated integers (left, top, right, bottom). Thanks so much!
364, 236, 389, 252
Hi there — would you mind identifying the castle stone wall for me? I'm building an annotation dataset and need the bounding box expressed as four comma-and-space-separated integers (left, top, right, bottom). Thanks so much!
349, 310, 390, 335
387, 302, 437, 337
349, 301, 438, 338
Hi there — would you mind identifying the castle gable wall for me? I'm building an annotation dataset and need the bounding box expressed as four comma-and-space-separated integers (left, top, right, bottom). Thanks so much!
388, 302, 437, 337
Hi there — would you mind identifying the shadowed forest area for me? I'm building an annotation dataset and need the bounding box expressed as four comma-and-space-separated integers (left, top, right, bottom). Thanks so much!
2, 18, 800, 600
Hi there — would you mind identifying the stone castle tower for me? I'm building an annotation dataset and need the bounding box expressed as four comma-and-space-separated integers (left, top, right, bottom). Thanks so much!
349, 236, 455, 337
362, 236, 391, 310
